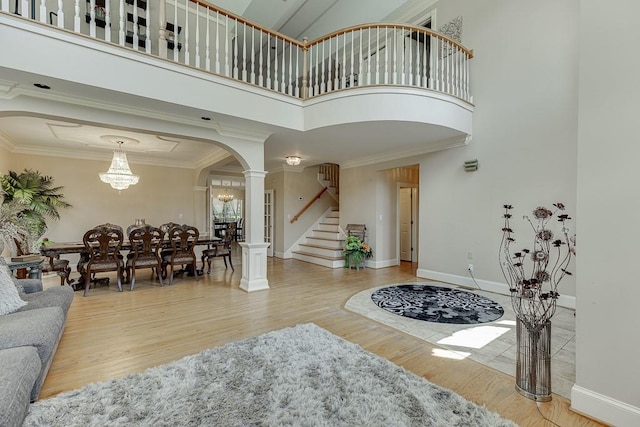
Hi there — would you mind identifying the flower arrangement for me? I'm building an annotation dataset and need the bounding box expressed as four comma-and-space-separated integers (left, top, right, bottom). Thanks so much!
499, 203, 575, 330
343, 235, 373, 269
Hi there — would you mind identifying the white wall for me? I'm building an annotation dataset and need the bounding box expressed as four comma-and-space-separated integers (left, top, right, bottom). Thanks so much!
571, 0, 640, 424
415, 0, 578, 298
8, 153, 195, 244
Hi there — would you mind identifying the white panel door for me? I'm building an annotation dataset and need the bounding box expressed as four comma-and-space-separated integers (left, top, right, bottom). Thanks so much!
400, 187, 412, 261
264, 189, 274, 257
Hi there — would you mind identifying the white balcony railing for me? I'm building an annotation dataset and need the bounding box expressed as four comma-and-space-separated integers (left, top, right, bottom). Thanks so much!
2, 0, 474, 103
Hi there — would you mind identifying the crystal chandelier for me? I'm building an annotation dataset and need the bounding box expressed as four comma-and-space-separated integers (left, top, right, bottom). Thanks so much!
286, 155, 301, 166
99, 141, 140, 190
217, 189, 234, 203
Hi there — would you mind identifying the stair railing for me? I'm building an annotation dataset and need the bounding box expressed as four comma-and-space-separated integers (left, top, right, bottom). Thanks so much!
290, 187, 327, 223
2, 1, 474, 103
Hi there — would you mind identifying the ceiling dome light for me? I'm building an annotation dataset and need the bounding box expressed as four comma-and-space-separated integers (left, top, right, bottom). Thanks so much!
286, 155, 301, 166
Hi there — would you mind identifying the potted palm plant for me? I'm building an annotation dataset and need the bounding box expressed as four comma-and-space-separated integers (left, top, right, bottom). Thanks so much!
0, 169, 71, 255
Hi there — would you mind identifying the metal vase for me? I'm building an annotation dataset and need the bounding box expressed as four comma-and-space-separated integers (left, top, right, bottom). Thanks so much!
515, 317, 552, 401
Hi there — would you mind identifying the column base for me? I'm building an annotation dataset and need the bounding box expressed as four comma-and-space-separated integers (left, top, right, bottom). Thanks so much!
238, 242, 270, 292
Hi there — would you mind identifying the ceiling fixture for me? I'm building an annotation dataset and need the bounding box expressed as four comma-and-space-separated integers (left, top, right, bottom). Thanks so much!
286, 155, 301, 166
99, 141, 140, 190
217, 189, 234, 203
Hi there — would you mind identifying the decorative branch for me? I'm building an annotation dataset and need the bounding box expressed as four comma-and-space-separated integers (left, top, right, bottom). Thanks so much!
499, 203, 575, 330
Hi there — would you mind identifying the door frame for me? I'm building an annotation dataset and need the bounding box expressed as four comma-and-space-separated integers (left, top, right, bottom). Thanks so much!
396, 182, 418, 264
264, 189, 274, 257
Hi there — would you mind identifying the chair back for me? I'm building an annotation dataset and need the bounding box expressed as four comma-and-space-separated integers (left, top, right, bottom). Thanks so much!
129, 224, 164, 263
160, 222, 180, 236
166, 224, 199, 261
225, 222, 237, 241
82, 224, 124, 267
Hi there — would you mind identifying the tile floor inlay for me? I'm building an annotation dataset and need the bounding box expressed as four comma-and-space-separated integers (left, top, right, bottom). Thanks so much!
344, 281, 576, 399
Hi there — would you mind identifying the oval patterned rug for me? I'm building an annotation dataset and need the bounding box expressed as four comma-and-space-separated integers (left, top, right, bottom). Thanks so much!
371, 284, 504, 324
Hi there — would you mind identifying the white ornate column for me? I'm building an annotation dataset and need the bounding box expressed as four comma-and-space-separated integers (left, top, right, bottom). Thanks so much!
239, 169, 269, 292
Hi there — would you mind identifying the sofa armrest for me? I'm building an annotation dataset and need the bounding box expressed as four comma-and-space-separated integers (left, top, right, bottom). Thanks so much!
18, 279, 43, 294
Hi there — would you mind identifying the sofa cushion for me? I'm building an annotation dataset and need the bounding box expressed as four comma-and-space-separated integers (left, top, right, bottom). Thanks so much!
19, 285, 75, 318
0, 263, 27, 315
0, 307, 66, 401
0, 346, 41, 427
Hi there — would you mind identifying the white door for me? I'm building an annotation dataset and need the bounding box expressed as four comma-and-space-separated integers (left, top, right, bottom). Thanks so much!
399, 188, 412, 261
264, 189, 274, 257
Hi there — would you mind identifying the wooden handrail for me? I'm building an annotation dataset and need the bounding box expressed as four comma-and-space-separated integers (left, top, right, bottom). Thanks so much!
290, 187, 327, 223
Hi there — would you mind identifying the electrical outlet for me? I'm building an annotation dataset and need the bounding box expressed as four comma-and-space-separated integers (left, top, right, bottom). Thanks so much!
468, 264, 474, 272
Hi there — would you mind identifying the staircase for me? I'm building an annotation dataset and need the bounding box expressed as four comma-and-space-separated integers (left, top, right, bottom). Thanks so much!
292, 209, 345, 268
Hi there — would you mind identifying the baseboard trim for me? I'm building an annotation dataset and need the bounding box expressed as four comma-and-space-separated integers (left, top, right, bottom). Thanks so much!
416, 269, 576, 310
366, 258, 398, 269
571, 384, 640, 426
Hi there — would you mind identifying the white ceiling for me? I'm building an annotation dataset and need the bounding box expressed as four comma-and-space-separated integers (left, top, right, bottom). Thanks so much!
2, 0, 452, 173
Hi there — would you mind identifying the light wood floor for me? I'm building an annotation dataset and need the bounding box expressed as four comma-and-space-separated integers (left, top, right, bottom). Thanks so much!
40, 250, 604, 427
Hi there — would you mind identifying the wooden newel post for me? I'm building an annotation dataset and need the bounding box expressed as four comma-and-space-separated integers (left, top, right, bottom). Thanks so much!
302, 37, 309, 99
158, 0, 168, 58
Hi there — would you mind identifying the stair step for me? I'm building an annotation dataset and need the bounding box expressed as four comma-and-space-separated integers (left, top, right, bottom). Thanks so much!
292, 251, 345, 268
298, 244, 343, 258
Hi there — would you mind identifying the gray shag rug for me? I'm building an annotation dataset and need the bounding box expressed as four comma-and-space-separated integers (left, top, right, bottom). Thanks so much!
25, 323, 517, 427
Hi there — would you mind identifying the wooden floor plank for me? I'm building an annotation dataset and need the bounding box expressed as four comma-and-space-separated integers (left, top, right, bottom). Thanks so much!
39, 252, 604, 426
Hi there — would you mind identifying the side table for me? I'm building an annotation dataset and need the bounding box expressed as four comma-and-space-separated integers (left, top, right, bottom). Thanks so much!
7, 258, 46, 280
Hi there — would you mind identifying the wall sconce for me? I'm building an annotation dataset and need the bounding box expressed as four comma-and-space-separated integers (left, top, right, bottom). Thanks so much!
464, 159, 479, 172
286, 156, 301, 166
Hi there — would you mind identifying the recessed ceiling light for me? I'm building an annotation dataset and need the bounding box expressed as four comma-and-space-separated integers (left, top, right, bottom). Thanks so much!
33, 83, 51, 90
201, 116, 211, 121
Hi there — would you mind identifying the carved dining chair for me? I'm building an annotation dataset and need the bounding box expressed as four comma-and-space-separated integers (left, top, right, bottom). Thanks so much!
126, 224, 164, 290
201, 222, 235, 273
78, 223, 124, 296
161, 224, 199, 285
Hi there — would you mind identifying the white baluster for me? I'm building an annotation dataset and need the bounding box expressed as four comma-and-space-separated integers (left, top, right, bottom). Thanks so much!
172, 0, 178, 61
281, 38, 286, 93
205, 8, 211, 71
376, 27, 380, 85
233, 19, 238, 78
315, 44, 321, 95
194, 5, 200, 68
214, 11, 219, 72
366, 28, 371, 85
392, 27, 397, 84
287, 41, 293, 95
258, 30, 263, 87
38, 0, 45, 23
433, 37, 439, 91
104, 0, 111, 43
56, 0, 64, 28
1, 1, 8, 13
273, 36, 279, 92
184, 0, 190, 65
225, 15, 230, 76
423, 30, 428, 88
349, 30, 354, 88
320, 42, 325, 93
250, 28, 255, 84
242, 24, 247, 81
267, 34, 272, 89
341, 33, 346, 88
119, 0, 125, 46
144, 0, 150, 53
327, 38, 332, 92
333, 36, 339, 90
89, 0, 96, 37
407, 28, 413, 86
132, 0, 139, 51
19, 0, 27, 17
294, 44, 299, 97
358, 29, 363, 87
74, 0, 80, 32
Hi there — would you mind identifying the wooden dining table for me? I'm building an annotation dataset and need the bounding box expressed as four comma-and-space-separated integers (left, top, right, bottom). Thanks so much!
40, 237, 222, 289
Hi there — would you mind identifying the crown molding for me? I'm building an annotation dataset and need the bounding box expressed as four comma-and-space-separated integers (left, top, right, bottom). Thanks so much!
340, 134, 471, 170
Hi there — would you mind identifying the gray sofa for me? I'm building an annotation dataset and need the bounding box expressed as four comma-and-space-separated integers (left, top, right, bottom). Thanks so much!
0, 258, 74, 427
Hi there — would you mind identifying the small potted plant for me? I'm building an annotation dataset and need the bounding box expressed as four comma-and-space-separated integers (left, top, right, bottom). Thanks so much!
343, 235, 373, 270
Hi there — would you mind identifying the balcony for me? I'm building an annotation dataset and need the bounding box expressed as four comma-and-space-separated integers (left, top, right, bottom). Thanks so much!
0, 0, 474, 170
